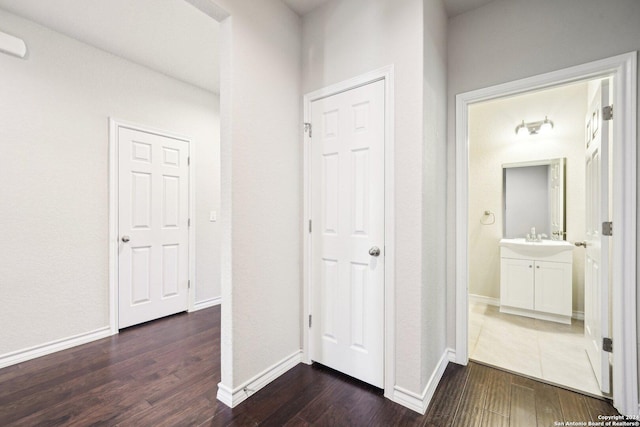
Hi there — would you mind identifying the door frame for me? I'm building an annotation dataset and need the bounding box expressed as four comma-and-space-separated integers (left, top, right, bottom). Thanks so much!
454, 52, 638, 414
108, 118, 196, 333
302, 65, 395, 398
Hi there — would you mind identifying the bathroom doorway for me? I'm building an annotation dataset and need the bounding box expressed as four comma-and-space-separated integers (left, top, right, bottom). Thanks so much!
454, 53, 638, 415
466, 79, 606, 396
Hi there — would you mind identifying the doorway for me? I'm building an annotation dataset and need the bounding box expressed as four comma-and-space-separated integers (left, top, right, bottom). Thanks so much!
309, 79, 385, 388
454, 52, 638, 415
112, 121, 192, 329
467, 80, 606, 396
303, 66, 396, 397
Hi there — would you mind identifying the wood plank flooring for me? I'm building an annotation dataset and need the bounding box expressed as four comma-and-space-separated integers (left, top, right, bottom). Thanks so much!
0, 306, 621, 426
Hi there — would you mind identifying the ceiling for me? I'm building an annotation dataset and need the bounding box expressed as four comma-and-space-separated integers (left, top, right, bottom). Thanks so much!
442, 0, 495, 18
0, 0, 496, 93
0, 0, 220, 93
282, 0, 333, 16
283, 0, 496, 17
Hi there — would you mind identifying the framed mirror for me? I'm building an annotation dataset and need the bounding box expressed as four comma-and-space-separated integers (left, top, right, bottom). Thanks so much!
502, 158, 566, 240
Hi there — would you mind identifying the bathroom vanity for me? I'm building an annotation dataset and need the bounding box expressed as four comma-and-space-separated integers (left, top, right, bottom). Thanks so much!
499, 238, 574, 324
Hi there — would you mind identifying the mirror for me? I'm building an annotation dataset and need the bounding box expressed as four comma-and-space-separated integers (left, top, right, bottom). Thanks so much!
503, 158, 566, 240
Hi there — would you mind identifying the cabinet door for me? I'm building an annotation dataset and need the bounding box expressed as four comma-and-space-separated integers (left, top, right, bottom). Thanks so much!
534, 261, 572, 316
501, 258, 534, 310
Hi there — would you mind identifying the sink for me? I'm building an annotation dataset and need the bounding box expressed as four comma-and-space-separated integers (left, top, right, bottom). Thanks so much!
499, 238, 574, 257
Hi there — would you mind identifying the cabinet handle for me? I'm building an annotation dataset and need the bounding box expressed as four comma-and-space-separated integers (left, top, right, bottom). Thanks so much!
536, 265, 540, 269
529, 265, 532, 268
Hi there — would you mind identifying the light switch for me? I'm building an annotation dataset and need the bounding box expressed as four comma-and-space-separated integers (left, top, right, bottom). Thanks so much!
209, 211, 217, 222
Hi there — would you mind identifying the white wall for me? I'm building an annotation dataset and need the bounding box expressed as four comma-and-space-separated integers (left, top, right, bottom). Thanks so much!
195, 103, 222, 305
191, 0, 303, 393
303, 0, 448, 395
467, 83, 587, 312
421, 0, 448, 392
446, 0, 640, 350
0, 9, 221, 357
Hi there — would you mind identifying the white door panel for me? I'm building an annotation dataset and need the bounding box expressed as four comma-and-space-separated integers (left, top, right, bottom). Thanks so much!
311, 80, 385, 388
118, 127, 189, 329
584, 80, 610, 394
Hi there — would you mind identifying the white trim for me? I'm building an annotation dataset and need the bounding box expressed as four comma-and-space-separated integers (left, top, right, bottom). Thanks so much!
611, 51, 638, 417
500, 306, 571, 325
469, 294, 499, 307
108, 118, 196, 332
216, 350, 302, 408
191, 296, 222, 312
391, 348, 452, 414
302, 65, 396, 399
0, 327, 111, 369
469, 294, 584, 320
109, 118, 119, 334
454, 52, 638, 415
188, 139, 197, 312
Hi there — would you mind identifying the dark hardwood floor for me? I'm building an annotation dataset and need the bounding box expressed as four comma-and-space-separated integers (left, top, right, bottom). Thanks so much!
0, 306, 620, 426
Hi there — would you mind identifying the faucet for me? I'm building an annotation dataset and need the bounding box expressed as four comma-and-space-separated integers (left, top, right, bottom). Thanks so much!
525, 227, 547, 242
525, 233, 548, 242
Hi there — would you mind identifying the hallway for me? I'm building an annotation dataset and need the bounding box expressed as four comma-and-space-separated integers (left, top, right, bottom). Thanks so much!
0, 306, 620, 426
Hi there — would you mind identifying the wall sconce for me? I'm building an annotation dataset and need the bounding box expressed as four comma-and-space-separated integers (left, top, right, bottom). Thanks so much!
515, 116, 554, 136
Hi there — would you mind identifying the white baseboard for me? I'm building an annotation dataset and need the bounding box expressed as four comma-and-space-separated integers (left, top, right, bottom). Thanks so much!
391, 348, 452, 414
0, 326, 113, 369
469, 294, 500, 306
217, 350, 302, 408
470, 294, 584, 321
192, 296, 222, 312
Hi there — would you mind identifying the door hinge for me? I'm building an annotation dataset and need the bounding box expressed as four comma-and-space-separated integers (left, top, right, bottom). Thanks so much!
188, 156, 191, 166
188, 218, 191, 227
188, 279, 191, 289
603, 105, 613, 121
308, 314, 312, 328
304, 122, 312, 137
603, 337, 613, 353
602, 221, 613, 236
308, 219, 312, 233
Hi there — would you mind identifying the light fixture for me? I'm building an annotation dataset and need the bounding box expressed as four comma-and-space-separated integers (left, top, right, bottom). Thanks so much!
515, 116, 555, 136
540, 116, 554, 133
515, 120, 528, 136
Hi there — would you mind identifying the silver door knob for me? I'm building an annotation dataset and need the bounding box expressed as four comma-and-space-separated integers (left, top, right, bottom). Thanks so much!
369, 246, 381, 257
575, 241, 587, 247
121, 235, 131, 243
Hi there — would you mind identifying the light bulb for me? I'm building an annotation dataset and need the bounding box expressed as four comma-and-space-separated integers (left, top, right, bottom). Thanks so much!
540, 116, 554, 133
515, 120, 528, 136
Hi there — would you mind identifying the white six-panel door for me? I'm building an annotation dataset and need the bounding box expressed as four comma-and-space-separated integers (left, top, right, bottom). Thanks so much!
584, 80, 610, 394
118, 126, 190, 329
310, 79, 385, 388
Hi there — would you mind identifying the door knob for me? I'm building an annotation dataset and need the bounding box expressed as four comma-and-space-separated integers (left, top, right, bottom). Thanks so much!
369, 246, 381, 257
121, 235, 131, 243
575, 241, 587, 247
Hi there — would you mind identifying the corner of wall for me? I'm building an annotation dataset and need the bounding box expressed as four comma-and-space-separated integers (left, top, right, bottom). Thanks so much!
216, 350, 302, 408
391, 348, 453, 414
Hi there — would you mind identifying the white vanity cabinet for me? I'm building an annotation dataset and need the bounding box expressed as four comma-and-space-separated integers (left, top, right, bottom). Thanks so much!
499, 244, 573, 324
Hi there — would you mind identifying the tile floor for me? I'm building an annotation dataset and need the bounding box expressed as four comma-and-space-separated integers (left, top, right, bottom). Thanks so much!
469, 300, 603, 397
